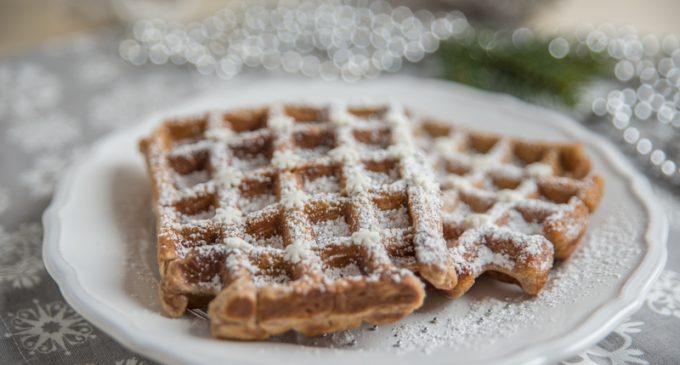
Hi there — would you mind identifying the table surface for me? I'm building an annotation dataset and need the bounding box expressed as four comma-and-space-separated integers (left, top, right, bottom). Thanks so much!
0, 32, 678, 365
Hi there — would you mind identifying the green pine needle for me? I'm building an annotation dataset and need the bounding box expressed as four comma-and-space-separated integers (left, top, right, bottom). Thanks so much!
437, 30, 613, 107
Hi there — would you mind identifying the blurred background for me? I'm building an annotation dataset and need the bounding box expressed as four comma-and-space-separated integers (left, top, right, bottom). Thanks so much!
1, 2, 680, 364
1, 0, 680, 185
2, 0, 680, 56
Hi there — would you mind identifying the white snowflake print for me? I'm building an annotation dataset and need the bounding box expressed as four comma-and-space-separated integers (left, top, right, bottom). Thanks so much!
75, 357, 148, 365
20, 149, 82, 198
7, 113, 81, 152
20, 155, 68, 198
1, 256, 43, 289
562, 320, 647, 365
0, 186, 9, 215
646, 270, 680, 318
0, 223, 44, 289
652, 188, 680, 231
115, 357, 149, 365
88, 76, 188, 131
76, 55, 122, 85
0, 64, 61, 119
3, 299, 95, 355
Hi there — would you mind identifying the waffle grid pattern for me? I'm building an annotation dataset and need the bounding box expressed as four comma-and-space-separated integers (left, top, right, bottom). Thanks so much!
417, 120, 604, 298
140, 102, 456, 339
140, 103, 603, 340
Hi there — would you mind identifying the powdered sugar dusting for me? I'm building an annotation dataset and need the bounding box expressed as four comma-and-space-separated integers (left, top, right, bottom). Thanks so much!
504, 210, 543, 235
281, 190, 307, 210
422, 121, 604, 294
272, 150, 300, 170
144, 102, 461, 336
232, 154, 269, 170
324, 263, 363, 280
239, 193, 276, 214
375, 206, 411, 230
304, 175, 340, 194
313, 216, 351, 244
214, 206, 242, 224
365, 169, 399, 186
352, 229, 380, 247
205, 127, 233, 141
181, 209, 214, 223
253, 272, 291, 287
284, 240, 314, 263
384, 207, 642, 354
244, 234, 284, 249
526, 162, 552, 177
344, 170, 371, 194
268, 206, 643, 354
296, 146, 332, 160
174, 170, 210, 189
329, 145, 359, 163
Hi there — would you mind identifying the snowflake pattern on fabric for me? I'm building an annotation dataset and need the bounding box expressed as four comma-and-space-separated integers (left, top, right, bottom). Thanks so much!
20, 149, 82, 198
7, 113, 81, 152
87, 76, 189, 131
115, 357, 149, 365
0, 186, 9, 215
646, 270, 680, 318
20, 154, 70, 198
653, 188, 680, 231
0, 31, 677, 365
3, 299, 95, 356
0, 223, 44, 289
562, 320, 648, 365
74, 357, 151, 365
0, 64, 61, 119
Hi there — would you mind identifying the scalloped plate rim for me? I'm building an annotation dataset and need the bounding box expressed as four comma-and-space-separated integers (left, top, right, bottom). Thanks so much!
42, 76, 668, 365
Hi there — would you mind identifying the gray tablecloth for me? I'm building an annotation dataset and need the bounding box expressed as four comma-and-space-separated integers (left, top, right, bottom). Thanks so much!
0, 32, 678, 365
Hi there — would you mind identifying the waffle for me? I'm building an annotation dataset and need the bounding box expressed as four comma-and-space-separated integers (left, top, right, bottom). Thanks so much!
139, 102, 457, 339
414, 118, 604, 298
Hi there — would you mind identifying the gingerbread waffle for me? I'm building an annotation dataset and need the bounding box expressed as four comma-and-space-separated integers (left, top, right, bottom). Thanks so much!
139, 102, 457, 339
414, 118, 604, 298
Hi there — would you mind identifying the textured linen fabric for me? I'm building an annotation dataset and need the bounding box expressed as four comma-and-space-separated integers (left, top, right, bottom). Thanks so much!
0, 32, 677, 365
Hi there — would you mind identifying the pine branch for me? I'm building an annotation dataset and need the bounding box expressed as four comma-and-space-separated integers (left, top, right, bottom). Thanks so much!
437, 31, 613, 107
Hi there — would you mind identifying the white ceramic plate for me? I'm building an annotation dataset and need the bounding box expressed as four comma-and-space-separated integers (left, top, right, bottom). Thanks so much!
43, 77, 668, 365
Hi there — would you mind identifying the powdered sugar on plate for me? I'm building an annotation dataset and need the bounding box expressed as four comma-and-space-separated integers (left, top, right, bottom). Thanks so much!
379, 206, 642, 354
267, 205, 643, 353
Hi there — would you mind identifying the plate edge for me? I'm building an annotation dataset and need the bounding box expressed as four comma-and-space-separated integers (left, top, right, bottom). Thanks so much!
41, 77, 669, 365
